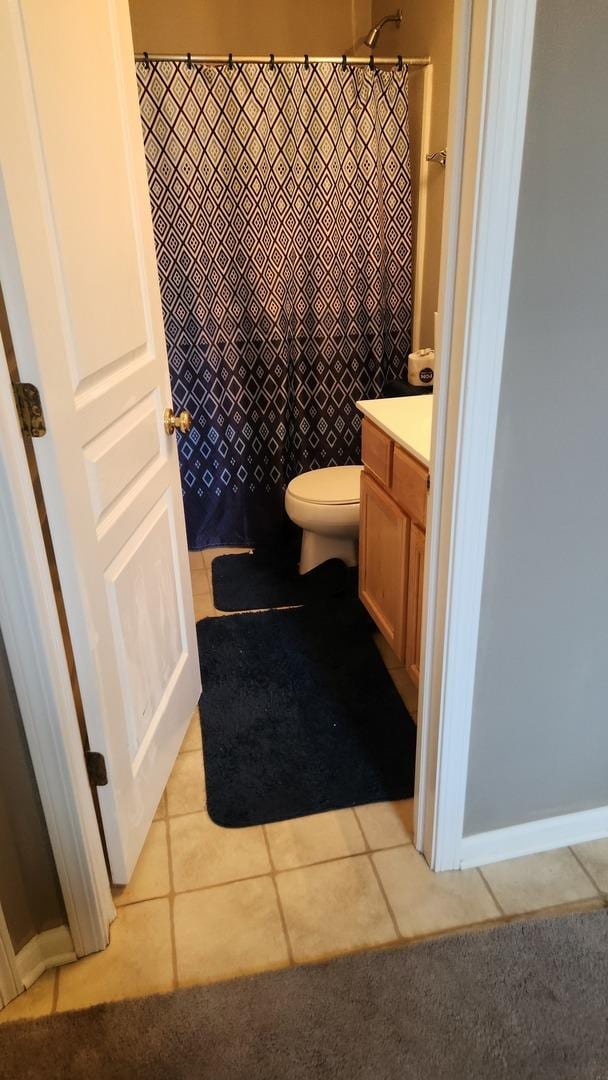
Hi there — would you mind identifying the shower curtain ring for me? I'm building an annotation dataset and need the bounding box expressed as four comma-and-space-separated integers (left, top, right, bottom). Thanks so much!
304, 54, 309, 69
342, 55, 347, 71
270, 53, 275, 69
144, 51, 149, 70
369, 55, 375, 71
397, 55, 403, 71
228, 52, 233, 69
187, 52, 192, 69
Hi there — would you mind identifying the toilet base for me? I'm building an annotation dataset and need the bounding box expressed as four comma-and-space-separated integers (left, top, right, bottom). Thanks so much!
299, 530, 358, 575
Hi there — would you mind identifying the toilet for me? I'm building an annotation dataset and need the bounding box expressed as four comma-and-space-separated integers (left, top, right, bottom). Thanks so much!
285, 465, 363, 575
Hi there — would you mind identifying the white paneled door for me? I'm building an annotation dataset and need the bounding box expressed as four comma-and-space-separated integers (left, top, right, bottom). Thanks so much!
0, 0, 201, 883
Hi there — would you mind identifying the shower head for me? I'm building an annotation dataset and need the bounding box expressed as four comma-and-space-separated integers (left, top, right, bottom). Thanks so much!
364, 9, 402, 50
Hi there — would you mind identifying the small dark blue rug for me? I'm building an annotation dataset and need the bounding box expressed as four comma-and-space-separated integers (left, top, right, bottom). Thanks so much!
211, 550, 357, 612
197, 597, 416, 827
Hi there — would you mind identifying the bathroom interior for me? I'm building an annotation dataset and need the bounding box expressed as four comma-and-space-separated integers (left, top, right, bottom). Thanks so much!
4, 0, 608, 1035
1, 0, 460, 1013
128, 0, 454, 830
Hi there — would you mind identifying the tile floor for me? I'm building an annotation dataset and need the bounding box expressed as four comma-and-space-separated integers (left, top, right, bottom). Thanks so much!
2, 547, 607, 1023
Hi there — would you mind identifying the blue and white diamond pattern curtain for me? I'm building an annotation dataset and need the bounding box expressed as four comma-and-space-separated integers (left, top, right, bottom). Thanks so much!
137, 61, 412, 548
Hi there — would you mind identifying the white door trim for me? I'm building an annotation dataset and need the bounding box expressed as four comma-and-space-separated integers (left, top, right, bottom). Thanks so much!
0, 906, 21, 1008
0, 333, 113, 957
415, 0, 539, 869
0, 915, 75, 1009
460, 805, 608, 870
14, 927, 76, 992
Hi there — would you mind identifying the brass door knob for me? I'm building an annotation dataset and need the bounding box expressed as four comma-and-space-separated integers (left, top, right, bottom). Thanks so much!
164, 407, 192, 435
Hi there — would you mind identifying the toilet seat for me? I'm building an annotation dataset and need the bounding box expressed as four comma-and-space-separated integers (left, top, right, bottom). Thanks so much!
287, 465, 363, 506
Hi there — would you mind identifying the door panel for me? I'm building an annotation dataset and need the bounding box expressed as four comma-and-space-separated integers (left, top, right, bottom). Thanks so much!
359, 471, 409, 660
405, 523, 426, 686
0, 0, 201, 882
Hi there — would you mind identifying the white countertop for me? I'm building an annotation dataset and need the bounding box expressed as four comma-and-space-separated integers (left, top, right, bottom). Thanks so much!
357, 396, 433, 467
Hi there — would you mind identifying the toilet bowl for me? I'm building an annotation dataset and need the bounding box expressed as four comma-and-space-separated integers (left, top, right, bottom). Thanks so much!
285, 465, 363, 574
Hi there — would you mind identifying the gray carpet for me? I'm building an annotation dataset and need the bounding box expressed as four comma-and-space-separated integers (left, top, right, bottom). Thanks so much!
1, 910, 607, 1079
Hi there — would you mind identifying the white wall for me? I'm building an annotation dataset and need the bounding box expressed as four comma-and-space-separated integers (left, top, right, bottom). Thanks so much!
464, 0, 608, 834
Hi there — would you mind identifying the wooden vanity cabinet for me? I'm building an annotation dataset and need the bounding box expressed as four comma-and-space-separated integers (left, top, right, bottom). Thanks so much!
359, 417, 428, 685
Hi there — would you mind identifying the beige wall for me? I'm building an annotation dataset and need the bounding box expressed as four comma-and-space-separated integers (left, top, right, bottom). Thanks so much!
465, 0, 608, 833
129, 0, 371, 56
372, 0, 454, 347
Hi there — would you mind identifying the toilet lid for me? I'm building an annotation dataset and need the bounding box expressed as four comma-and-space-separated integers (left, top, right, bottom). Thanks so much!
288, 465, 363, 505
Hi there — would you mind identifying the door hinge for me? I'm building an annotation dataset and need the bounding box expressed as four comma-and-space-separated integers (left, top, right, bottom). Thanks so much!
12, 382, 46, 438
85, 751, 108, 787
426, 473, 431, 491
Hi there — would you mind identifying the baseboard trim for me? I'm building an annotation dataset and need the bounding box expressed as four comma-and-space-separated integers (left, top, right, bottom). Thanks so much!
460, 805, 608, 869
14, 925, 76, 990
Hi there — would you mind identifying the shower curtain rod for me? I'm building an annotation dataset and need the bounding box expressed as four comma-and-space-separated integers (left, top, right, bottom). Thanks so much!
135, 53, 430, 69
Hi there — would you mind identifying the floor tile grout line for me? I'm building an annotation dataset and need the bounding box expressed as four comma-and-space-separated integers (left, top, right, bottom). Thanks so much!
53, 955, 65, 1014
262, 826, 296, 966
265, 842, 415, 876
114, 843, 416, 905
351, 806, 373, 852
568, 845, 605, 898
174, 747, 205, 759
50, 966, 59, 1014
366, 851, 403, 942
476, 867, 507, 917
111, 860, 608, 919
164, 814, 180, 991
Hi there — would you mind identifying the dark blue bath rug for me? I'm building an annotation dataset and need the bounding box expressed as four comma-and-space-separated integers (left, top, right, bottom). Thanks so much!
211, 549, 357, 612
197, 596, 416, 827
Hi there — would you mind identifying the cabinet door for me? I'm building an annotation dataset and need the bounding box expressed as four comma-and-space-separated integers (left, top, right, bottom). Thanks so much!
405, 523, 426, 686
359, 471, 409, 660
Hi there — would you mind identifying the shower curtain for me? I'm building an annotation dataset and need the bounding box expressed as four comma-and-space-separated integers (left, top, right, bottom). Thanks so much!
137, 60, 412, 548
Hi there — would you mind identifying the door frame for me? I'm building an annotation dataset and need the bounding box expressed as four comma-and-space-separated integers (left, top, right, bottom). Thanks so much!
414, 0, 539, 869
0, 329, 113, 968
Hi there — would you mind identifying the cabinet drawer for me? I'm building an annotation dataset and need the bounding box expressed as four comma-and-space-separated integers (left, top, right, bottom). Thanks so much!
361, 418, 392, 487
391, 445, 428, 525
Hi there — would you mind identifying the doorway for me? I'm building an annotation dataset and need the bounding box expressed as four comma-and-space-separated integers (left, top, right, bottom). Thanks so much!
126, 7, 443, 846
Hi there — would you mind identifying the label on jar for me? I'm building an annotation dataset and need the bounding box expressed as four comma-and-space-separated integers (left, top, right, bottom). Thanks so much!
419, 367, 434, 383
